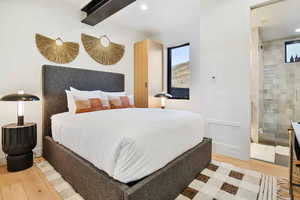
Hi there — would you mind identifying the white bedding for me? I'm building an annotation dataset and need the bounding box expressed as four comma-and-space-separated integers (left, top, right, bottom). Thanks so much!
51, 108, 204, 183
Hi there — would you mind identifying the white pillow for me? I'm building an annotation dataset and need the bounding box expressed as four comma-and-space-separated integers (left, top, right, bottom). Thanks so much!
101, 91, 127, 107
70, 87, 102, 94
65, 90, 76, 113
102, 91, 126, 97
70, 87, 110, 109
101, 91, 134, 104
128, 95, 134, 105
104, 91, 127, 104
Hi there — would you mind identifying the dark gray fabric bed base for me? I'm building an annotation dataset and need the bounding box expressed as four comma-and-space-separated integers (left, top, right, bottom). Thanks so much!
43, 137, 212, 200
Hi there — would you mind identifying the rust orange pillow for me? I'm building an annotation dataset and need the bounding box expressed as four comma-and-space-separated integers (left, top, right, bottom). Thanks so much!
109, 96, 135, 109
75, 98, 109, 114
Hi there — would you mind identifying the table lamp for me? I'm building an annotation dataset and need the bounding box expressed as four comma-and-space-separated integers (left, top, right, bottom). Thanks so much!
0, 90, 40, 126
154, 92, 172, 109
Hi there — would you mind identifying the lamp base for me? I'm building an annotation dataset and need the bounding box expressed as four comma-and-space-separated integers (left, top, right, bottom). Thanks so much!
7, 152, 33, 172
17, 116, 24, 126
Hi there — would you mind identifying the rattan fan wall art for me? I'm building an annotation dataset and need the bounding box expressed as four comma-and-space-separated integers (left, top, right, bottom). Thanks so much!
35, 34, 79, 64
81, 33, 125, 65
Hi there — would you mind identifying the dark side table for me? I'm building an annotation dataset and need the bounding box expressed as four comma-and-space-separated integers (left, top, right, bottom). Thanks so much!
2, 123, 37, 172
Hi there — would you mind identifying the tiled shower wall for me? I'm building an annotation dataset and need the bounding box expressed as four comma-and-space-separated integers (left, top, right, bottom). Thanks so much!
261, 37, 300, 146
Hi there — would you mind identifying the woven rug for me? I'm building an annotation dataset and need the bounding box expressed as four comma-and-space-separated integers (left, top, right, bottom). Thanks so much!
36, 160, 290, 200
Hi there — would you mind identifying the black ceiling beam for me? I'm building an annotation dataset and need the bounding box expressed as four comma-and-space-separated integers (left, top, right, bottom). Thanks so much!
81, 0, 136, 26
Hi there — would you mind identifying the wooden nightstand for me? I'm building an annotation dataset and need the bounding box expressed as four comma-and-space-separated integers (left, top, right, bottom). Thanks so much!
2, 123, 37, 172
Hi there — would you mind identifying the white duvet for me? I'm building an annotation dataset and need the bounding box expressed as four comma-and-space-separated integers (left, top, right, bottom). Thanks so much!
51, 108, 204, 183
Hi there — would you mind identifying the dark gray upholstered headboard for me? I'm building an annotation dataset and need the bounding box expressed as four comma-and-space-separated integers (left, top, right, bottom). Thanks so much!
42, 65, 125, 137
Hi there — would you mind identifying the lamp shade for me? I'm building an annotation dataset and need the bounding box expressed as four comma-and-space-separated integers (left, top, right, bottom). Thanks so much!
154, 93, 172, 99
0, 93, 40, 102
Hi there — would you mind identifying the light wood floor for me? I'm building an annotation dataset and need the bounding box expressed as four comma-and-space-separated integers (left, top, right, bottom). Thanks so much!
213, 153, 288, 177
0, 154, 290, 200
0, 160, 61, 200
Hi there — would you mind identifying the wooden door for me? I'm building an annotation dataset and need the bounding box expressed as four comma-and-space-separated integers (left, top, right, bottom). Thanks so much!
134, 40, 148, 108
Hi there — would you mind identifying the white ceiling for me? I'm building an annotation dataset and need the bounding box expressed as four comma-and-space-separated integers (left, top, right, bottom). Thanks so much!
69, 0, 300, 41
81, 0, 200, 36
251, 0, 300, 41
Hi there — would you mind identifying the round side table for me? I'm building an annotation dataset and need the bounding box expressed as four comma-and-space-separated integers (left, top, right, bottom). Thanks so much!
1, 123, 37, 172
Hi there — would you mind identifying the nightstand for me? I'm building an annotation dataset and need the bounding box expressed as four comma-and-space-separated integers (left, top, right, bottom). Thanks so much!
2, 123, 37, 172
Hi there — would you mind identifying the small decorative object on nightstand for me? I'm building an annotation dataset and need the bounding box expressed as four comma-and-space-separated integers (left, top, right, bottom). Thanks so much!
0, 91, 39, 172
154, 92, 172, 109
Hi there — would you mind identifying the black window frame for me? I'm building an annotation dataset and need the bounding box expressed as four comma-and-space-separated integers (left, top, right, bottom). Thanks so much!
167, 43, 190, 100
285, 40, 300, 63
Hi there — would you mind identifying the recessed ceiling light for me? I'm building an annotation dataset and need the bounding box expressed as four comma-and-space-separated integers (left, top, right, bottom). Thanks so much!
296, 28, 300, 33
140, 4, 148, 11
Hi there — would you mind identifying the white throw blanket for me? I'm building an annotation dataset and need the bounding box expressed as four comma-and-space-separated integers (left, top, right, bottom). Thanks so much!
51, 108, 204, 183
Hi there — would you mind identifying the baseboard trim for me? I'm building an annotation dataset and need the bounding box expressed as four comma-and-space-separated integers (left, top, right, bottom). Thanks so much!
212, 141, 249, 160
206, 119, 249, 160
207, 119, 241, 128
213, 141, 240, 151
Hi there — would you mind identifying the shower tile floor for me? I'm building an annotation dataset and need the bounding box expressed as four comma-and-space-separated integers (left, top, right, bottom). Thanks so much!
250, 143, 289, 166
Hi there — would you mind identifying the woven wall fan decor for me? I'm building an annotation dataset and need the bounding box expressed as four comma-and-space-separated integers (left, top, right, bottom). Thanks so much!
35, 34, 79, 64
81, 33, 125, 65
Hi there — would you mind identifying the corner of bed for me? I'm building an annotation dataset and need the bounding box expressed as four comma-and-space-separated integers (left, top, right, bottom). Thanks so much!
42, 65, 212, 200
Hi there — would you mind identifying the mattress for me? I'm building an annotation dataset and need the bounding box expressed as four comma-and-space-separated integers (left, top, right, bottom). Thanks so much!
51, 108, 204, 183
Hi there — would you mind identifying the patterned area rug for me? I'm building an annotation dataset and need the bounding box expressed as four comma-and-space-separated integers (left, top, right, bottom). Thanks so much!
36, 160, 290, 200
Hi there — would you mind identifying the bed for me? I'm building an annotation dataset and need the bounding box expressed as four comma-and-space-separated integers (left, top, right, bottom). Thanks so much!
42, 65, 212, 200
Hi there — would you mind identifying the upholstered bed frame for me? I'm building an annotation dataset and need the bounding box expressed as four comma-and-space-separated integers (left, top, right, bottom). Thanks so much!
42, 65, 212, 200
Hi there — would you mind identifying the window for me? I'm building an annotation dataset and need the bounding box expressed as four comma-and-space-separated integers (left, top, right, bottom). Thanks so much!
167, 43, 190, 99
285, 40, 300, 63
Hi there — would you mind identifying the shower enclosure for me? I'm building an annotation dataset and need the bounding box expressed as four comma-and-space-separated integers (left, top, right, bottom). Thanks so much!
260, 38, 300, 147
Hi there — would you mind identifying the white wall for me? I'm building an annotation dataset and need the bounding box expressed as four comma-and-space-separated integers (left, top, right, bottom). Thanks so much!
151, 13, 200, 111
198, 0, 251, 160
153, 0, 252, 160
0, 0, 145, 164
